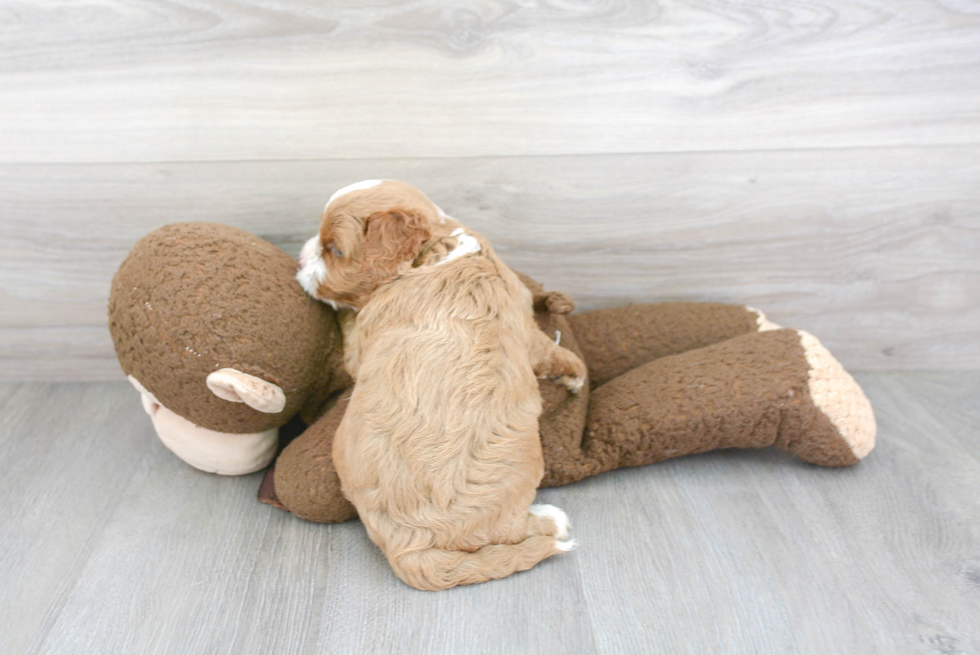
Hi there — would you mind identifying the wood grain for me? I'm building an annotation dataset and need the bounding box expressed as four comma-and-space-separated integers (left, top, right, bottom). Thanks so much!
2, 146, 978, 379
1, 0, 979, 163
1, 374, 977, 653
571, 371, 980, 653
0, 383, 151, 655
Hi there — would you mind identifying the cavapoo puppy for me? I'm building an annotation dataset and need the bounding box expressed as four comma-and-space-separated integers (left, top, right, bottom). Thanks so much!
296, 180, 586, 590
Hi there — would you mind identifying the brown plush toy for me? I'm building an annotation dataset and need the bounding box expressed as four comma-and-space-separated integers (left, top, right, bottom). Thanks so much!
109, 223, 876, 522
109, 222, 351, 475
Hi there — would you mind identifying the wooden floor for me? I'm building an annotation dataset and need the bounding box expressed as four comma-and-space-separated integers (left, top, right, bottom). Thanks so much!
2, 372, 977, 654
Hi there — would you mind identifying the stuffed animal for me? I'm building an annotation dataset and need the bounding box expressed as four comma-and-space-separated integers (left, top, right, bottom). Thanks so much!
109, 223, 875, 522
109, 222, 351, 475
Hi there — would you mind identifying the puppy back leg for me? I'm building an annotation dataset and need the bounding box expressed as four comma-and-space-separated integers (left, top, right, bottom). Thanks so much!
529, 328, 588, 394
388, 532, 574, 591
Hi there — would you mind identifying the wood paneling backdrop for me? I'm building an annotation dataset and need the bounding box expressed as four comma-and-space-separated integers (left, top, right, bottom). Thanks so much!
1, 0, 978, 379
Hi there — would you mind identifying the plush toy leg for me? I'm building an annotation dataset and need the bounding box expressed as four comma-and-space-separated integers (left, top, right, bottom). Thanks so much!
568, 303, 780, 387
264, 395, 358, 523
539, 328, 875, 487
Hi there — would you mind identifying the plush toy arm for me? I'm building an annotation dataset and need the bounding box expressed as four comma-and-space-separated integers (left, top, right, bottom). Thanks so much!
567, 302, 779, 387
265, 395, 358, 523
539, 328, 875, 487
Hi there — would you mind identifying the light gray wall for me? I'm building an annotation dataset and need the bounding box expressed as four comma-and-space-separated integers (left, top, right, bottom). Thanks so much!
1, 0, 978, 379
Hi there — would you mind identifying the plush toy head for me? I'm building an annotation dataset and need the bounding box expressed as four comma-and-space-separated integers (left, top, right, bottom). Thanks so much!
108, 223, 350, 474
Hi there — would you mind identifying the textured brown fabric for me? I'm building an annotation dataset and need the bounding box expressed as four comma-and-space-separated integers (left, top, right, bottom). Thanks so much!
262, 303, 869, 521
258, 298, 868, 522
109, 223, 347, 433
540, 328, 858, 487
263, 323, 865, 521
568, 303, 760, 387
273, 395, 358, 523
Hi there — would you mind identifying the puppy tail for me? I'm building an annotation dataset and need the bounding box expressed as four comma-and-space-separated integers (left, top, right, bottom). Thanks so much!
389, 535, 575, 591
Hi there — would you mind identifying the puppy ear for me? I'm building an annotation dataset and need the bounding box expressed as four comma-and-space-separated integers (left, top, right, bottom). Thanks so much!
362, 209, 431, 280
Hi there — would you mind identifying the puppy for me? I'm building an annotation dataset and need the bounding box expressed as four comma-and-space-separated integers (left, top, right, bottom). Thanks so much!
296, 180, 587, 590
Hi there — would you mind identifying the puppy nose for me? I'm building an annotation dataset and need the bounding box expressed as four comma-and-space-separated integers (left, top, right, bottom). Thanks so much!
298, 252, 307, 268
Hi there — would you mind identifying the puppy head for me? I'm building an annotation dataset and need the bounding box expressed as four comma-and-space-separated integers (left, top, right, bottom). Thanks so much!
297, 180, 440, 309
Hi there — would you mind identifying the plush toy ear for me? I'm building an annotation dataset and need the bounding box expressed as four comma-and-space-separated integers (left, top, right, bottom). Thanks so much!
362, 209, 431, 281
206, 368, 286, 414
127, 374, 162, 417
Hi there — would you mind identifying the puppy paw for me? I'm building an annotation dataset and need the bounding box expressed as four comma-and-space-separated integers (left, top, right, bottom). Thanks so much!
532, 291, 575, 315
555, 538, 578, 552
534, 337, 588, 394
545, 291, 575, 315
551, 348, 588, 394
554, 375, 586, 394
539, 372, 585, 394
530, 503, 571, 540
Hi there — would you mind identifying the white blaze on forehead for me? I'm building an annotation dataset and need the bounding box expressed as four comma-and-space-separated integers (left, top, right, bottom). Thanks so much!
436, 228, 482, 266
296, 235, 327, 297
326, 179, 385, 209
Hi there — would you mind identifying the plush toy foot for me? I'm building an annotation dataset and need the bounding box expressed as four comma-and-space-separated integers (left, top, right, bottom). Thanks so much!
268, 396, 359, 523
540, 328, 876, 487
787, 331, 876, 464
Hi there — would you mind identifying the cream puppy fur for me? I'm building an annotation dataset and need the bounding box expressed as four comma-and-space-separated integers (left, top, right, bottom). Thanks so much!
297, 180, 586, 590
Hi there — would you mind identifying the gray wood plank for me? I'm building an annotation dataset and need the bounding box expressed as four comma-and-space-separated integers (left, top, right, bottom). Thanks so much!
2, 146, 978, 378
571, 371, 980, 654
1, 0, 979, 163
2, 374, 977, 654
0, 382, 151, 655
32, 393, 595, 654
